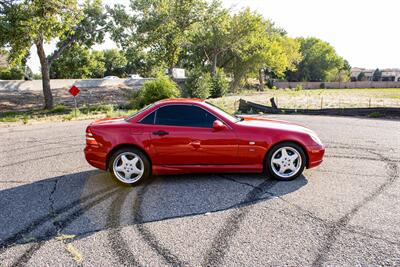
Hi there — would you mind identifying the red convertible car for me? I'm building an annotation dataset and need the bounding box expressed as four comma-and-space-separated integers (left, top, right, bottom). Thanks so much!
84, 99, 325, 185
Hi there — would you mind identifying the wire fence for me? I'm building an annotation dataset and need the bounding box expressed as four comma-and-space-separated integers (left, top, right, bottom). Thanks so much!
258, 96, 400, 110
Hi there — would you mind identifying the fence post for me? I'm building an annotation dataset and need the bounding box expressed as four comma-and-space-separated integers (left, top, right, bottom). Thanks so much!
320, 97, 323, 109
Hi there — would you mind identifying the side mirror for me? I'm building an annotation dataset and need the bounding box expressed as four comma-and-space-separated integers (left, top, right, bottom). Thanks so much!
212, 120, 226, 131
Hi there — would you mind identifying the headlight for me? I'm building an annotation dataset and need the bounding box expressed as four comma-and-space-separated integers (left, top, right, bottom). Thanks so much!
309, 133, 323, 146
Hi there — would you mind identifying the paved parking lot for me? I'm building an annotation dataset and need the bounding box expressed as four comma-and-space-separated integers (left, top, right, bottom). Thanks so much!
0, 115, 399, 266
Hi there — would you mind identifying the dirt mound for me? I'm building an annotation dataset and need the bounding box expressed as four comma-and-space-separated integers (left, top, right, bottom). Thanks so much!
0, 85, 135, 111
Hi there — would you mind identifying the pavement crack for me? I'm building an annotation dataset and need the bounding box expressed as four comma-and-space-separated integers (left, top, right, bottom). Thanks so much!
217, 174, 266, 190
49, 177, 61, 234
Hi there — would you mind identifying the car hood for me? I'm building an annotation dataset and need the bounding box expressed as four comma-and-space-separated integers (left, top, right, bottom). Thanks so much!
238, 116, 314, 135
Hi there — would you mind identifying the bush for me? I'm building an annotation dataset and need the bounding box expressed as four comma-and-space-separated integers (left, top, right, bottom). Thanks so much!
22, 115, 29, 124
295, 84, 303, 91
184, 68, 212, 99
210, 68, 229, 98
368, 111, 384, 118
0, 111, 19, 122
320, 83, 326, 89
130, 75, 179, 108
0, 66, 25, 80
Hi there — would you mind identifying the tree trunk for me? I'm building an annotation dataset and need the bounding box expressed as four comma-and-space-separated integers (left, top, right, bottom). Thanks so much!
211, 53, 218, 77
258, 69, 265, 91
36, 41, 53, 110
230, 72, 241, 93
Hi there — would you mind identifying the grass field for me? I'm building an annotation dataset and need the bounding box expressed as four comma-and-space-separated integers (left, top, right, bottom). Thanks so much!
208, 88, 400, 114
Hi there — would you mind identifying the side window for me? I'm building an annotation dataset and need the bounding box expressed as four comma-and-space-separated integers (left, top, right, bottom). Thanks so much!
155, 105, 217, 128
139, 111, 155, 125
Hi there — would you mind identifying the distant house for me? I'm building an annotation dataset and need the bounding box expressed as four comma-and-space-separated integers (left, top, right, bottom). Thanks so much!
350, 68, 374, 81
381, 69, 400, 81
351, 67, 400, 82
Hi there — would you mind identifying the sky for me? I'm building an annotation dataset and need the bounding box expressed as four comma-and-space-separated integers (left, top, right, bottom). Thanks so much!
27, 0, 400, 73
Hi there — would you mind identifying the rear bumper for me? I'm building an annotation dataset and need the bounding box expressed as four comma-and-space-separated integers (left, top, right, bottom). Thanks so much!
84, 146, 107, 170
307, 145, 325, 169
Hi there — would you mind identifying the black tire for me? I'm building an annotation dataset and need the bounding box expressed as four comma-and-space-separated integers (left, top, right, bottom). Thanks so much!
265, 142, 306, 181
108, 147, 151, 186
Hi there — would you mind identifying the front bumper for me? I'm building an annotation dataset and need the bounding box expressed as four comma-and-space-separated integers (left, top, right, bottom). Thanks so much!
307, 145, 325, 168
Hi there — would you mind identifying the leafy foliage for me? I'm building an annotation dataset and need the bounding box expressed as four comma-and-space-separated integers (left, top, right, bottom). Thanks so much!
130, 75, 180, 108
184, 68, 212, 99
110, 0, 207, 70
357, 72, 367, 81
286, 37, 348, 82
0, 66, 25, 80
222, 9, 301, 91
210, 68, 229, 98
103, 49, 128, 77
50, 45, 105, 79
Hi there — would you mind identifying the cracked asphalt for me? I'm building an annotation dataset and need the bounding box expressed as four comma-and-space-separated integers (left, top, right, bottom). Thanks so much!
0, 115, 399, 266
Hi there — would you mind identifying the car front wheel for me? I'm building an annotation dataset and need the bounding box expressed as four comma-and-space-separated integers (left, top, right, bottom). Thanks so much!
266, 142, 306, 181
109, 147, 150, 186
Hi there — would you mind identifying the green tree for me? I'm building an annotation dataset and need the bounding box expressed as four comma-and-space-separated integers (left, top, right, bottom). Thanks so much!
329, 59, 351, 82
357, 72, 366, 81
124, 47, 152, 77
210, 68, 229, 98
103, 49, 127, 77
0, 0, 108, 109
0, 65, 25, 79
184, 68, 212, 99
50, 45, 106, 79
223, 9, 301, 92
373, 68, 382, 81
286, 37, 347, 82
109, 0, 207, 71
0, 50, 25, 79
187, 0, 232, 76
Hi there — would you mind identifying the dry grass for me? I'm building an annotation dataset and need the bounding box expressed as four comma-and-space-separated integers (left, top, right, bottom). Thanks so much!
0, 104, 136, 125
207, 88, 400, 113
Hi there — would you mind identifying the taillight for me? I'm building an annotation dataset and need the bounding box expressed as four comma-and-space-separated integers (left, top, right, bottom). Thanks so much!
86, 128, 99, 146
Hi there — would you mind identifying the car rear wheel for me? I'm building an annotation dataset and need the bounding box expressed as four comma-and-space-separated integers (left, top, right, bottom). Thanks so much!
109, 147, 150, 186
266, 142, 306, 181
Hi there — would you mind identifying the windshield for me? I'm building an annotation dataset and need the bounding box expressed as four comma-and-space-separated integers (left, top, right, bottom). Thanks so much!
126, 103, 156, 120
205, 101, 243, 123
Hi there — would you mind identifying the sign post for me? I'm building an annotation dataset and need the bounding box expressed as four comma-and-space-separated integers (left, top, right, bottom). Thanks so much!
68, 85, 81, 117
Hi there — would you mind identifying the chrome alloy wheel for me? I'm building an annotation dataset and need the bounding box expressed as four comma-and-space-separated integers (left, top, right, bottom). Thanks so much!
271, 146, 302, 179
112, 152, 144, 184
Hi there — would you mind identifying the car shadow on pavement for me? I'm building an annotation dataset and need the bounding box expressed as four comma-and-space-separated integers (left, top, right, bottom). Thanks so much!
0, 170, 307, 249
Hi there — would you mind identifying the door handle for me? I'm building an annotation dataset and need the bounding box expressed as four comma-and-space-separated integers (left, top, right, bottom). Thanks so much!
190, 140, 201, 147
152, 130, 169, 136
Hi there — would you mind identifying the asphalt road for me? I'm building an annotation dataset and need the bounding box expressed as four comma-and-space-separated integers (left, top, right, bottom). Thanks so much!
0, 115, 399, 267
